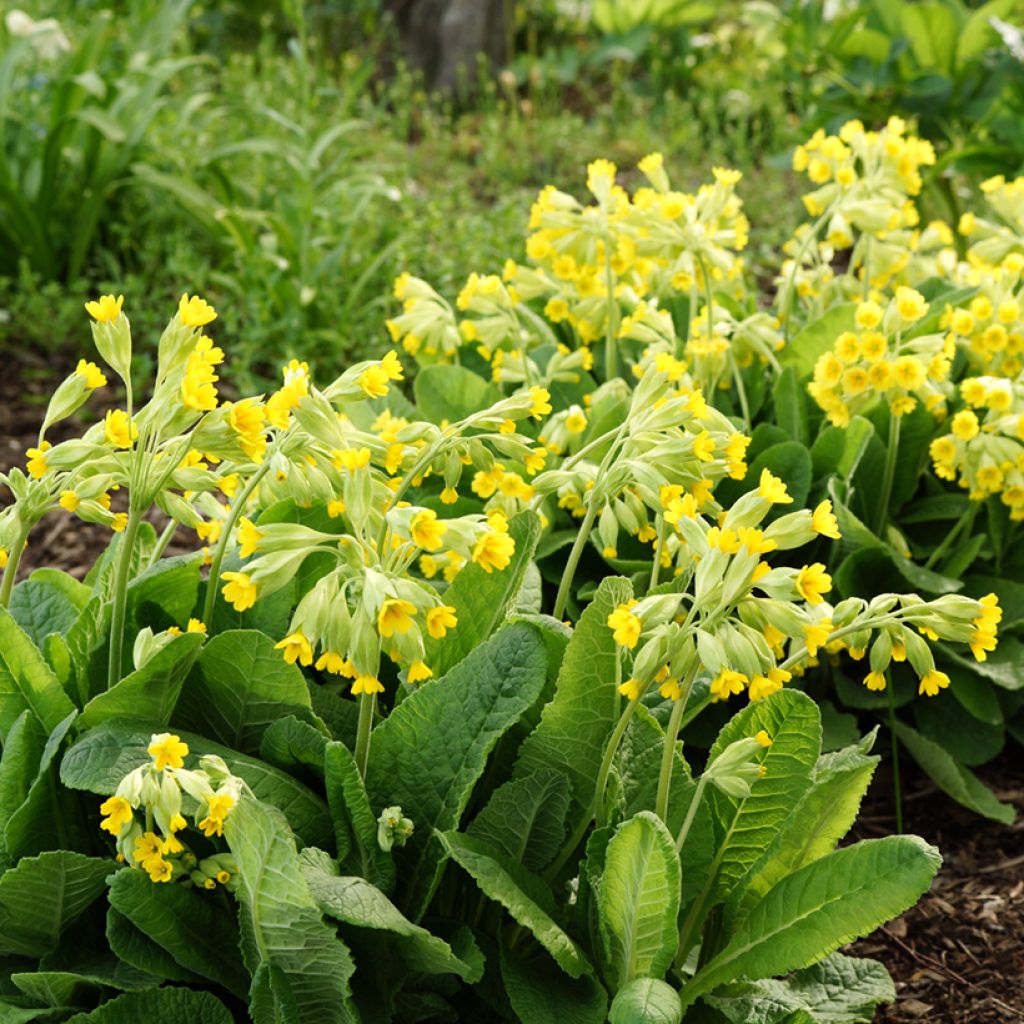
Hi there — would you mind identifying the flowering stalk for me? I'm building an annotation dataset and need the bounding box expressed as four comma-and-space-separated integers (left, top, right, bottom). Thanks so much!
552, 500, 598, 622
674, 774, 706, 854
107, 507, 144, 689
887, 679, 903, 832
781, 205, 834, 344
603, 247, 618, 380
655, 665, 698, 822
874, 413, 901, 536
0, 520, 29, 608
354, 689, 376, 779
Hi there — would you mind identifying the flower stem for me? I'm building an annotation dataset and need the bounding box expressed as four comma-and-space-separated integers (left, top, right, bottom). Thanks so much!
201, 460, 271, 626
553, 500, 598, 622
148, 519, 178, 569
603, 253, 618, 381
781, 206, 834, 344
0, 519, 30, 609
874, 412, 901, 537
354, 691, 376, 779
924, 501, 978, 571
107, 508, 144, 689
887, 680, 904, 833
655, 668, 697, 822
649, 514, 667, 591
674, 776, 706, 854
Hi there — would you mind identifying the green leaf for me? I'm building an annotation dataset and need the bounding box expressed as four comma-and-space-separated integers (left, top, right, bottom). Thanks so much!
438, 830, 591, 978
706, 690, 821, 900
176, 630, 324, 754
467, 768, 570, 873
780, 303, 855, 378
0, 712, 46, 853
9, 570, 89, 648
366, 622, 548, 920
260, 716, 329, 783
915, 692, 1003, 766
61, 721, 332, 848
413, 364, 502, 424
810, 417, 873, 483
0, 852, 111, 957
773, 367, 807, 446
596, 812, 680, 988
79, 632, 204, 729
500, 946, 607, 1024
895, 722, 1015, 823
963, 574, 1024, 630
64, 988, 233, 1023
0, 607, 76, 742
225, 795, 357, 1024
299, 848, 478, 981
680, 836, 941, 1011
515, 577, 632, 813
422, 511, 541, 677
608, 978, 682, 1024
105, 908, 204, 986
125, 556, 201, 639
324, 741, 393, 890
941, 636, 1024, 691
959, 0, 1020, 63
721, 443, 812, 511
704, 951, 895, 1023
107, 868, 250, 998
901, 0, 960, 73
728, 737, 879, 923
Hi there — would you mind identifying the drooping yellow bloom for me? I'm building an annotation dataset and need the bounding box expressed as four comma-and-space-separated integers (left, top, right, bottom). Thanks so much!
104, 409, 137, 448
221, 571, 258, 611
380, 351, 404, 381
758, 468, 793, 504
918, 670, 950, 697
335, 447, 371, 472
133, 831, 166, 871
863, 671, 887, 692
25, 441, 50, 479
178, 293, 217, 328
607, 602, 642, 648
148, 733, 189, 772
199, 792, 235, 837
226, 398, 267, 461
75, 359, 107, 389
618, 677, 642, 701
472, 530, 515, 573
315, 650, 348, 675
795, 563, 832, 605
59, 490, 79, 512
407, 660, 433, 683
378, 599, 417, 638
99, 795, 133, 835
426, 605, 457, 639
710, 669, 748, 700
969, 592, 1001, 661
352, 674, 385, 696
237, 517, 264, 558
895, 286, 928, 324
529, 387, 553, 419
811, 500, 841, 539
358, 365, 391, 398
275, 631, 314, 666
85, 294, 124, 323
410, 509, 446, 551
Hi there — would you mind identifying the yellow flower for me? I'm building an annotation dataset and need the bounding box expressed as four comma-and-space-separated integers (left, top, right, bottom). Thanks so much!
148, 859, 173, 883
811, 500, 841, 539
237, 517, 264, 558
85, 294, 124, 323
133, 831, 166, 870
618, 678, 642, 701
99, 795, 133, 836
315, 650, 348, 675
863, 671, 887, 692
407, 660, 433, 684
607, 602, 642, 648
529, 387, 553, 419
111, 513, 129, 533
795, 563, 832, 605
335, 447, 371, 472
221, 571, 258, 611
710, 669, 747, 700
148, 733, 189, 771
754, 729, 773, 747
104, 409, 137, 448
178, 293, 217, 328
892, 356, 925, 391
472, 530, 515, 573
951, 410, 979, 441
75, 359, 107, 389
378, 599, 417, 638
426, 605, 457, 639
352, 674, 385, 696
692, 430, 715, 462
918, 670, 950, 697
59, 490, 80, 513
758, 468, 792, 504
25, 441, 50, 479
410, 509, 446, 551
199, 792, 235, 838
380, 351, 404, 381
895, 286, 928, 324
358, 365, 390, 398
275, 631, 314, 666
855, 301, 883, 330
186, 618, 207, 634
565, 410, 587, 434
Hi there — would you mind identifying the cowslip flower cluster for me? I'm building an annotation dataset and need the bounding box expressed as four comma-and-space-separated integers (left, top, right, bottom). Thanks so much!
941, 269, 1024, 377
808, 289, 951, 426
99, 733, 241, 889
929, 375, 1024, 516
959, 175, 1024, 269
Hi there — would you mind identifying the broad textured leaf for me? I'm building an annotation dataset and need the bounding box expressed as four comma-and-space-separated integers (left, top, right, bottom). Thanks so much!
438, 830, 591, 978
366, 622, 548, 920
125, 555, 201, 638
0, 852, 110, 957
300, 848, 478, 981
679, 836, 941, 1011
0, 607, 76, 741
728, 738, 879, 923
515, 577, 632, 813
467, 768, 570, 873
107, 868, 249, 997
260, 716, 329, 783
325, 741, 392, 890
500, 946, 607, 1024
773, 367, 807, 446
105, 909, 204, 985
780, 303, 855, 377
895, 722, 1014, 823
79, 632, 204, 729
706, 690, 820, 900
941, 637, 1024, 691
414, 364, 502, 424
422, 511, 541, 677
61, 721, 332, 847
0, 712, 46, 854
176, 630, 324, 754
608, 978, 682, 1024
64, 988, 233, 1023
9, 570, 89, 648
597, 812, 680, 988
704, 951, 895, 1023
225, 796, 357, 1024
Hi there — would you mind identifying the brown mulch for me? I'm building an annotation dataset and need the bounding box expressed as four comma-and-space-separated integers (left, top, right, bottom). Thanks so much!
4, 347, 1024, 1021
854, 757, 1024, 1023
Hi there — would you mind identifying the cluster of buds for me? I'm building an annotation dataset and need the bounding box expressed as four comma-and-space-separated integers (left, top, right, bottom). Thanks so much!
929, 375, 1024, 516
98, 733, 241, 888
385, 273, 461, 363
942, 272, 1024, 377
959, 175, 1024, 269
808, 289, 951, 426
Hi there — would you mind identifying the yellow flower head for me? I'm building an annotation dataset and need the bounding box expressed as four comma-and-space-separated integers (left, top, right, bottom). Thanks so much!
358, 365, 390, 398
529, 387, 553, 420
758, 468, 793, 505
352, 674, 385, 696
378, 598, 417, 638
607, 602, 642, 648
380, 351, 404, 381
199, 792, 235, 837
99, 795, 133, 836
407, 660, 433, 684
795, 563, 832, 605
426, 605, 457, 639
410, 509, 447, 551
918, 669, 950, 697
237, 517, 264, 558
221, 571, 258, 612
895, 286, 928, 324
178, 293, 217, 328
863, 671, 887, 692
75, 359, 107, 389
811, 500, 841, 539
275, 631, 314, 666
148, 733, 189, 772
85, 294, 124, 323
710, 669, 747, 700
472, 530, 515, 573
60, 490, 80, 513
104, 408, 137, 449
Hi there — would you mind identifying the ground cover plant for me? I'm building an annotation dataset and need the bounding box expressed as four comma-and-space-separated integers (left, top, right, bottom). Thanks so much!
0, 120, 1021, 1021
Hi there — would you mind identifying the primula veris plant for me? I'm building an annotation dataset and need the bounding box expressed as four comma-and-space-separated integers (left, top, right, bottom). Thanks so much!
0, 136, 1018, 1022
